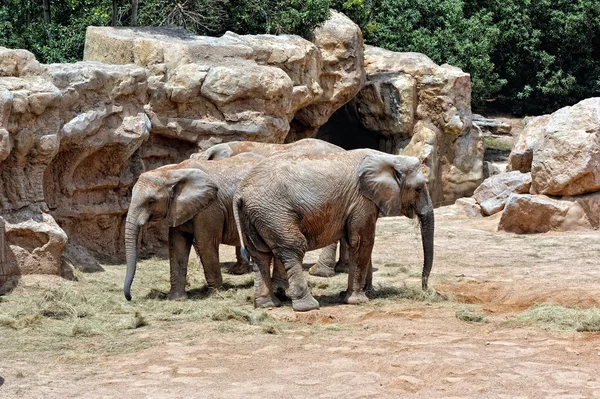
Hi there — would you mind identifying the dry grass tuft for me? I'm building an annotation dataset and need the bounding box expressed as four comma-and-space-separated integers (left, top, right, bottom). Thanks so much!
371, 284, 448, 303
514, 304, 600, 332
455, 306, 487, 323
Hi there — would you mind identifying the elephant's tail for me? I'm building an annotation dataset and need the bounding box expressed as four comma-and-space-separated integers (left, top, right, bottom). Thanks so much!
233, 195, 250, 263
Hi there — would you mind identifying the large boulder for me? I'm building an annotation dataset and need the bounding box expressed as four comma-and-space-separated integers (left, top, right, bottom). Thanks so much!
507, 115, 549, 173
290, 11, 365, 139
530, 98, 600, 196
473, 171, 531, 216
498, 193, 599, 233
84, 11, 365, 147
341, 46, 483, 204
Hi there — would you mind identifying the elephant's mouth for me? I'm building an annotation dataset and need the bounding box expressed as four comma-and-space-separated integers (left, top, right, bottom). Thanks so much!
403, 204, 416, 219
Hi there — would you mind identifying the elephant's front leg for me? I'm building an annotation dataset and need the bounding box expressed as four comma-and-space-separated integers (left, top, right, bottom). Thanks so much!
168, 227, 193, 300
335, 240, 351, 273
194, 223, 224, 289
308, 242, 337, 277
344, 218, 376, 305
228, 247, 252, 275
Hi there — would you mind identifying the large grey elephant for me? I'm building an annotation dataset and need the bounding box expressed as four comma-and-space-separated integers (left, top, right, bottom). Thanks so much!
192, 138, 349, 277
234, 149, 434, 312
123, 155, 289, 301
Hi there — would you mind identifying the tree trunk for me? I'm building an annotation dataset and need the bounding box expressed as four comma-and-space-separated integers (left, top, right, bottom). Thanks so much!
42, 0, 52, 41
130, 0, 138, 26
42, 0, 51, 24
112, 0, 118, 27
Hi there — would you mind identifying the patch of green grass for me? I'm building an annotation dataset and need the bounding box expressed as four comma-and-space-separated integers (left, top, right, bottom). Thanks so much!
483, 136, 513, 152
514, 304, 600, 332
455, 306, 487, 323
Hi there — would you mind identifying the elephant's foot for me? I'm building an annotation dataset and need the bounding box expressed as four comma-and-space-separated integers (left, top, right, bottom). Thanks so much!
292, 293, 320, 312
255, 295, 283, 309
334, 261, 350, 274
344, 291, 369, 305
308, 262, 335, 277
228, 261, 252, 275
167, 290, 187, 301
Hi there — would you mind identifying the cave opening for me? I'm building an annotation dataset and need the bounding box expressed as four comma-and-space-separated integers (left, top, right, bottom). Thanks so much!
316, 105, 403, 154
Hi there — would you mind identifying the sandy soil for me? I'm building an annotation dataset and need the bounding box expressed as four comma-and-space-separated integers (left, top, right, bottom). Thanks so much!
2, 208, 600, 398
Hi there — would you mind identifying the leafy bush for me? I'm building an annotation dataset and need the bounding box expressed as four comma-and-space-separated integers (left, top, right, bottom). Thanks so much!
334, 0, 600, 114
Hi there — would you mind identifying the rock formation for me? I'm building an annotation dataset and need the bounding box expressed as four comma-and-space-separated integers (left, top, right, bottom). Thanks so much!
0, 11, 485, 285
466, 97, 600, 233
318, 46, 484, 204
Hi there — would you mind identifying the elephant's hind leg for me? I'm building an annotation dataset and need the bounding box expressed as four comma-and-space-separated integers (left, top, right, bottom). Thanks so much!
272, 258, 289, 300
168, 227, 193, 300
274, 247, 319, 312
250, 250, 282, 309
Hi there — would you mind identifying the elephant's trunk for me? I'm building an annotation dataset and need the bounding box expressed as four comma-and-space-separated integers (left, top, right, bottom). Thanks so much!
124, 213, 141, 301
418, 208, 434, 290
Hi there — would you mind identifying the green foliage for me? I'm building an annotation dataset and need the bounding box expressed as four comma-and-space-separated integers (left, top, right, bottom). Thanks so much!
0, 0, 110, 63
358, 0, 504, 108
334, 0, 600, 114
472, 0, 600, 114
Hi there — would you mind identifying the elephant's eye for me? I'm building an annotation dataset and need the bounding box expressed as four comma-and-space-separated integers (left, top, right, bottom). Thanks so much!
148, 198, 157, 204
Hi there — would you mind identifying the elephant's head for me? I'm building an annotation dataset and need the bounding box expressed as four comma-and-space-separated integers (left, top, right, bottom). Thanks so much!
124, 167, 218, 301
358, 153, 434, 290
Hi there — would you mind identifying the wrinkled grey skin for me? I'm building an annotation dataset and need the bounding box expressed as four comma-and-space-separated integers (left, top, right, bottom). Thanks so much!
124, 155, 288, 301
234, 149, 434, 312
192, 138, 350, 277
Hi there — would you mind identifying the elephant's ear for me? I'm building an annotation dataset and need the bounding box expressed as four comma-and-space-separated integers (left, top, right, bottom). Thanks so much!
205, 143, 234, 160
358, 154, 405, 217
165, 168, 218, 227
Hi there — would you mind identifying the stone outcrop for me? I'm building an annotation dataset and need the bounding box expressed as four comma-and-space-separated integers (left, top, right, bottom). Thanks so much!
473, 171, 531, 216
481, 98, 600, 233
507, 115, 549, 173
529, 98, 600, 196
473, 114, 512, 136
321, 46, 484, 204
84, 10, 365, 148
290, 11, 365, 140
0, 11, 486, 284
0, 48, 151, 285
0, 13, 366, 285
498, 193, 599, 233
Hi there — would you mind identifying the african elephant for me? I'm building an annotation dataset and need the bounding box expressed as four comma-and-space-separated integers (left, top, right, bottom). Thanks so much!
192, 138, 350, 277
124, 155, 288, 301
192, 138, 344, 161
234, 149, 434, 312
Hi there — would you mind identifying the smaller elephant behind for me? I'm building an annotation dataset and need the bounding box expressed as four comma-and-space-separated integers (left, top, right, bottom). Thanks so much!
192, 138, 350, 277
124, 154, 288, 301
191, 138, 343, 161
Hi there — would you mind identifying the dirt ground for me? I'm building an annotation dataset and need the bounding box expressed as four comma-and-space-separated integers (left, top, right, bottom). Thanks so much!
2, 208, 600, 398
